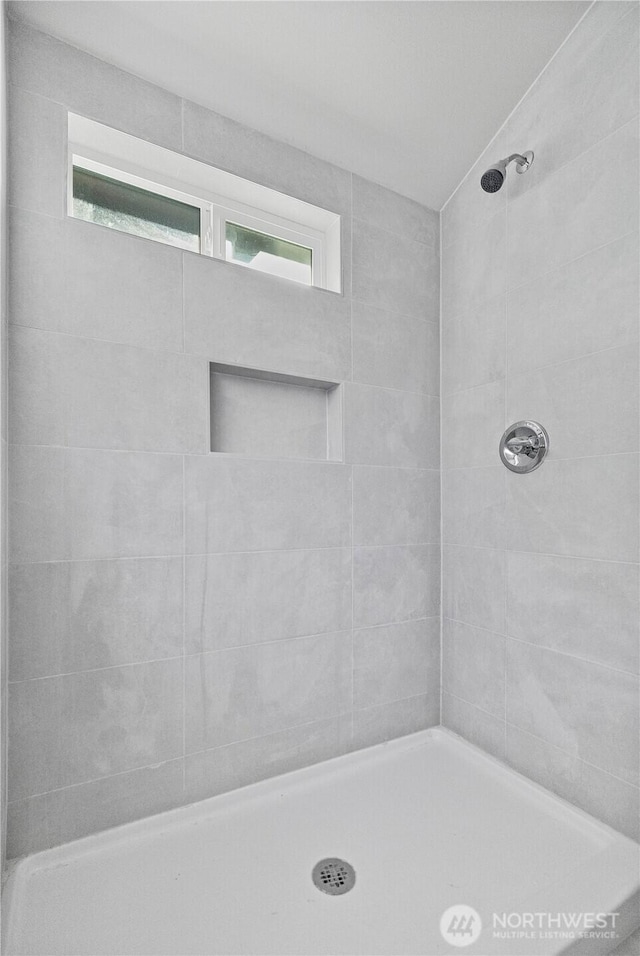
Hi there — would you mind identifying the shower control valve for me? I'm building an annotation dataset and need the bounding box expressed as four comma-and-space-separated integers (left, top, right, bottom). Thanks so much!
499, 421, 549, 474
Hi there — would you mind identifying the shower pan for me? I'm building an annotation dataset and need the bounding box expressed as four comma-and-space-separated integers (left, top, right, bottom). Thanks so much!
3, 731, 638, 956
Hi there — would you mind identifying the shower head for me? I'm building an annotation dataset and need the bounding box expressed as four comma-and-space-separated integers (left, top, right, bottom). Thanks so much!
480, 151, 534, 193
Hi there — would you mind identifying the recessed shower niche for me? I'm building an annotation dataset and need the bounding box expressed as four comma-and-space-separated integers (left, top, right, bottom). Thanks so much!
209, 362, 343, 461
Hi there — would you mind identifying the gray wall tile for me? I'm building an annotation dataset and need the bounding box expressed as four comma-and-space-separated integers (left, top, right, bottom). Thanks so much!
443, 545, 506, 634
505, 454, 639, 563
505, 724, 639, 842
9, 558, 184, 681
8, 19, 183, 149
345, 384, 439, 468
442, 466, 506, 549
185, 549, 351, 653
185, 632, 352, 753
353, 544, 439, 628
504, 4, 639, 200
184, 718, 351, 805
10, 327, 209, 453
182, 99, 352, 215
184, 457, 351, 554
10, 212, 184, 352
442, 207, 506, 321
352, 301, 439, 395
442, 295, 505, 395
352, 694, 438, 750
507, 232, 639, 372
8, 658, 183, 800
442, 619, 505, 718
506, 346, 638, 461
442, 380, 504, 469
441, 694, 506, 761
8, 86, 66, 218
352, 175, 438, 245
353, 466, 439, 547
353, 618, 439, 710
506, 551, 639, 675
352, 218, 439, 321
6, 758, 185, 858
506, 640, 640, 786
507, 119, 638, 290
10, 445, 183, 563
183, 253, 351, 382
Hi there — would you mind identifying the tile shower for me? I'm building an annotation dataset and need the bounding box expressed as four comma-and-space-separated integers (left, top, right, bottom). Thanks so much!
0, 2, 638, 939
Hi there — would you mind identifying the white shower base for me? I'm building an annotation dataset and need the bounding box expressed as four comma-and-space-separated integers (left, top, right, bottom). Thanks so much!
2, 728, 639, 956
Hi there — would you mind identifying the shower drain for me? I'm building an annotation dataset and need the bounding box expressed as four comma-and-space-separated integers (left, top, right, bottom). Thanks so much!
312, 858, 356, 895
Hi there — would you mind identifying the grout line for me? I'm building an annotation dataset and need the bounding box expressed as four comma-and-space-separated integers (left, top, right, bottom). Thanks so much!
8, 442, 443, 461
440, 543, 639, 568
438, 205, 444, 727
443, 616, 640, 680
8, 618, 441, 685
443, 450, 639, 469
502, 197, 508, 754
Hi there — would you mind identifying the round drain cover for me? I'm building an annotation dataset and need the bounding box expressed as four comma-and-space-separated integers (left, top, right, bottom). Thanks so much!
312, 858, 356, 896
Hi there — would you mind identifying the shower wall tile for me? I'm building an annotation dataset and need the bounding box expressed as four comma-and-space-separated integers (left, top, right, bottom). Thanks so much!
8, 86, 66, 219
505, 454, 639, 563
504, 4, 639, 200
10, 558, 184, 681
184, 549, 352, 654
344, 384, 439, 469
184, 632, 352, 753
183, 252, 351, 382
353, 466, 439, 547
506, 232, 640, 373
442, 466, 506, 550
182, 99, 352, 215
442, 294, 505, 395
506, 346, 638, 461
506, 552, 639, 675
505, 725, 640, 842
9, 327, 209, 454
443, 545, 506, 634
506, 640, 640, 786
353, 618, 440, 710
441, 207, 506, 320
10, 212, 184, 352
6, 758, 185, 859
507, 119, 639, 291
8, 20, 183, 150
184, 718, 352, 805
352, 218, 439, 321
352, 693, 438, 750
7, 21, 441, 852
8, 658, 184, 801
441, 694, 506, 761
10, 445, 183, 563
184, 457, 351, 554
352, 301, 439, 395
442, 619, 505, 718
353, 544, 440, 628
441, 1, 638, 837
352, 175, 439, 245
441, 380, 504, 469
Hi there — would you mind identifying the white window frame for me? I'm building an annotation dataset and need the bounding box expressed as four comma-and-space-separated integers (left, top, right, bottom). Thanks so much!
67, 118, 337, 290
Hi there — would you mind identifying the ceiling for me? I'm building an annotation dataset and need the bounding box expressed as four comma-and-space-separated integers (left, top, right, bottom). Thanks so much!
8, 1, 589, 209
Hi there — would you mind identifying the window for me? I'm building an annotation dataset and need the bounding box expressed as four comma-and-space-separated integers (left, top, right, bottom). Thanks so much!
68, 114, 341, 291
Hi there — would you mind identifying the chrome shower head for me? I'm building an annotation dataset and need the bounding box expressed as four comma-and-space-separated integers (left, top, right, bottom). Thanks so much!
480, 151, 534, 193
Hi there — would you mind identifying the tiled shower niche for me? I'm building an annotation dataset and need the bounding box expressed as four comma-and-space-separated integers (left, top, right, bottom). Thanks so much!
209, 362, 343, 461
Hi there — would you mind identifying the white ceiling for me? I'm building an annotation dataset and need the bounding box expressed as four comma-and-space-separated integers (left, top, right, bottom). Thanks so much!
8, 0, 589, 209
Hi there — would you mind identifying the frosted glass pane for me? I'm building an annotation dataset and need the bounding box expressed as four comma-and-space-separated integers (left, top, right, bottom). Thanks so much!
225, 222, 312, 284
72, 167, 201, 252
